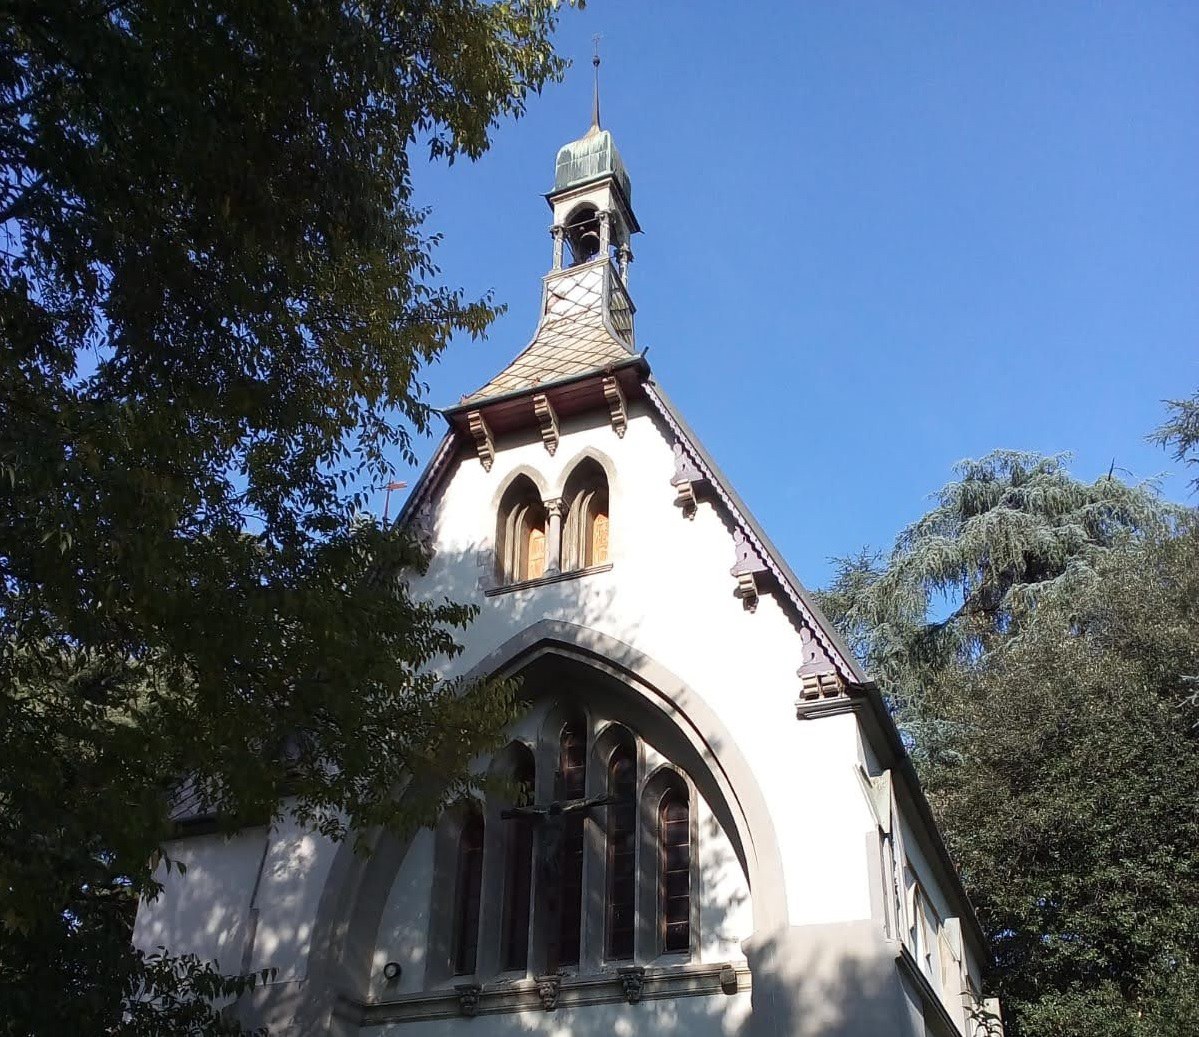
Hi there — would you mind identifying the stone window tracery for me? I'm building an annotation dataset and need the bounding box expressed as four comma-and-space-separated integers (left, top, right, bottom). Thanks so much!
496, 476, 548, 584
500, 746, 535, 972
562, 459, 610, 571
492, 461, 611, 588
659, 788, 691, 954
554, 719, 587, 968
437, 701, 702, 988
451, 808, 484, 976
605, 741, 637, 961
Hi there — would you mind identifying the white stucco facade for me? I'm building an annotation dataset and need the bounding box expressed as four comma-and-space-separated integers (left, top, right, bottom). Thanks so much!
133, 115, 999, 1037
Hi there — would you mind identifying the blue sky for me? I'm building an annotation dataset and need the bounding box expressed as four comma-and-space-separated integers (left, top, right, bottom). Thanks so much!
399, 1, 1198, 590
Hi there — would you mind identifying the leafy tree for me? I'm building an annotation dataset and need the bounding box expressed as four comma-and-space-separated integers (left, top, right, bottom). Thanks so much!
0, 1, 574, 1032
819, 450, 1199, 1037
819, 450, 1170, 706
917, 531, 1199, 1037
1153, 388, 1199, 496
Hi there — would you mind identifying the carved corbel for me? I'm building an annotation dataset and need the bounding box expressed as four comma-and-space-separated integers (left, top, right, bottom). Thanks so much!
719, 963, 739, 995
617, 242, 633, 281
454, 983, 482, 1018
466, 411, 495, 472
551, 224, 565, 270
730, 528, 769, 612
602, 376, 627, 438
617, 965, 646, 1004
535, 973, 561, 1011
532, 393, 559, 455
475, 547, 496, 592
797, 626, 844, 699
670, 441, 705, 518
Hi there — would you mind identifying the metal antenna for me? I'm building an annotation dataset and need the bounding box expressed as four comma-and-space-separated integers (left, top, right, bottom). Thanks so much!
590, 34, 602, 132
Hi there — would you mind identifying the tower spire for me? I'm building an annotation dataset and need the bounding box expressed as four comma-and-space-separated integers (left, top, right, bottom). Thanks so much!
588, 35, 602, 136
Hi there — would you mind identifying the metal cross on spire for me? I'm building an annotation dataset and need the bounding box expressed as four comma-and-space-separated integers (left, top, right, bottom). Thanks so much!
590, 34, 602, 133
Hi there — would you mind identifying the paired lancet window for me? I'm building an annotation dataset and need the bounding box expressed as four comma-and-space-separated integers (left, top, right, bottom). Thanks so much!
447, 713, 694, 980
496, 477, 548, 584
495, 461, 610, 586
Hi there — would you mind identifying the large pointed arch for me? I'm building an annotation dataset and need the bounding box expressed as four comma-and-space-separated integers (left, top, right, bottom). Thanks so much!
291, 620, 787, 1035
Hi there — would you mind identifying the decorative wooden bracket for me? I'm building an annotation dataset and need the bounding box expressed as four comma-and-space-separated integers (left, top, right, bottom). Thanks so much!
730, 529, 769, 612
602, 375, 627, 438
466, 411, 495, 471
454, 983, 482, 1018
617, 965, 646, 1004
670, 441, 705, 518
535, 973, 561, 1011
532, 393, 559, 455
797, 627, 844, 698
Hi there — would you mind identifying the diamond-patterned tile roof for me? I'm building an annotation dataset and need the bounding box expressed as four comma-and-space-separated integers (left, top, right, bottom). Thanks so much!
463, 263, 634, 405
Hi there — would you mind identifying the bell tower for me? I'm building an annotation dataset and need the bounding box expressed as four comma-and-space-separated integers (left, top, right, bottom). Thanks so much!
450, 50, 645, 411
546, 50, 640, 281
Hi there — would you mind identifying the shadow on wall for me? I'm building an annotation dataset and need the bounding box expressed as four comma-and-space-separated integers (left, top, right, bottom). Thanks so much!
139, 539, 916, 1037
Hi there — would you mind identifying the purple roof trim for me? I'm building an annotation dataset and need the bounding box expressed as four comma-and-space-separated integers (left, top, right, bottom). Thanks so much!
642, 379, 867, 685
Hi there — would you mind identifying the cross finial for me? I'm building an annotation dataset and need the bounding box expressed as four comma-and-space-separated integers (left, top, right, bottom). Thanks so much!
589, 34, 602, 133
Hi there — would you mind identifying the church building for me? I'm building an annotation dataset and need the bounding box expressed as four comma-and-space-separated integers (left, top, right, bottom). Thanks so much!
135, 83, 1000, 1037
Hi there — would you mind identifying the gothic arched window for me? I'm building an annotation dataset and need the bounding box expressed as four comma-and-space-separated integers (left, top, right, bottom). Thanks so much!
452, 808, 485, 976
562, 459, 609, 571
500, 746, 535, 972
659, 788, 691, 954
605, 742, 637, 960
496, 476, 547, 584
554, 720, 587, 968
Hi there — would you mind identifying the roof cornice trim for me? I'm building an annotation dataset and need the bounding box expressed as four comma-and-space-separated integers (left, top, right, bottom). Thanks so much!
392, 431, 457, 530
641, 379, 866, 685
444, 354, 648, 419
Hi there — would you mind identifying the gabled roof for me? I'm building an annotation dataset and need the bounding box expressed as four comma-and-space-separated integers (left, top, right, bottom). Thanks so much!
460, 261, 635, 406
641, 379, 868, 686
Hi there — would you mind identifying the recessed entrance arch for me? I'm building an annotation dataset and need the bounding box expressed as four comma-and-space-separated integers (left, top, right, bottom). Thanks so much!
288, 620, 788, 1035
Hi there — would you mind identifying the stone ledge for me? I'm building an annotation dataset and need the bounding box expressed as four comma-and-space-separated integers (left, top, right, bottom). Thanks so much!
353, 961, 751, 1025
484, 562, 614, 598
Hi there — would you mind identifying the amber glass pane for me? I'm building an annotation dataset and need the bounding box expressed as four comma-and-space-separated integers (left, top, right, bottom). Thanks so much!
555, 723, 587, 967
660, 793, 690, 954
606, 745, 636, 959
591, 510, 609, 565
453, 812, 485, 975
525, 524, 546, 580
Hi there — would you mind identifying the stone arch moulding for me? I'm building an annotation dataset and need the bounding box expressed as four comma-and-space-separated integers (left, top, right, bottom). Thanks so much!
295, 620, 788, 1036
488, 464, 551, 512
550, 445, 619, 501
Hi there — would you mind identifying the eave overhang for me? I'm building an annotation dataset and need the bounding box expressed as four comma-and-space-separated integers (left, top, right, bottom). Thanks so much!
443, 355, 648, 441
544, 173, 641, 235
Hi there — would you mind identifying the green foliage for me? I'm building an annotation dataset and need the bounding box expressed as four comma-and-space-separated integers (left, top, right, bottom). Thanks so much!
820, 450, 1172, 705
1152, 389, 1199, 496
0, 1, 575, 1032
819, 449, 1199, 1037
917, 532, 1199, 1036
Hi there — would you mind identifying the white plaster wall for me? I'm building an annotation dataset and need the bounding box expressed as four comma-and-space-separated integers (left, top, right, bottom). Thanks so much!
363, 990, 752, 1037
419, 402, 876, 930
133, 827, 267, 974
247, 811, 341, 982
371, 829, 436, 997
133, 813, 339, 986
697, 795, 752, 963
